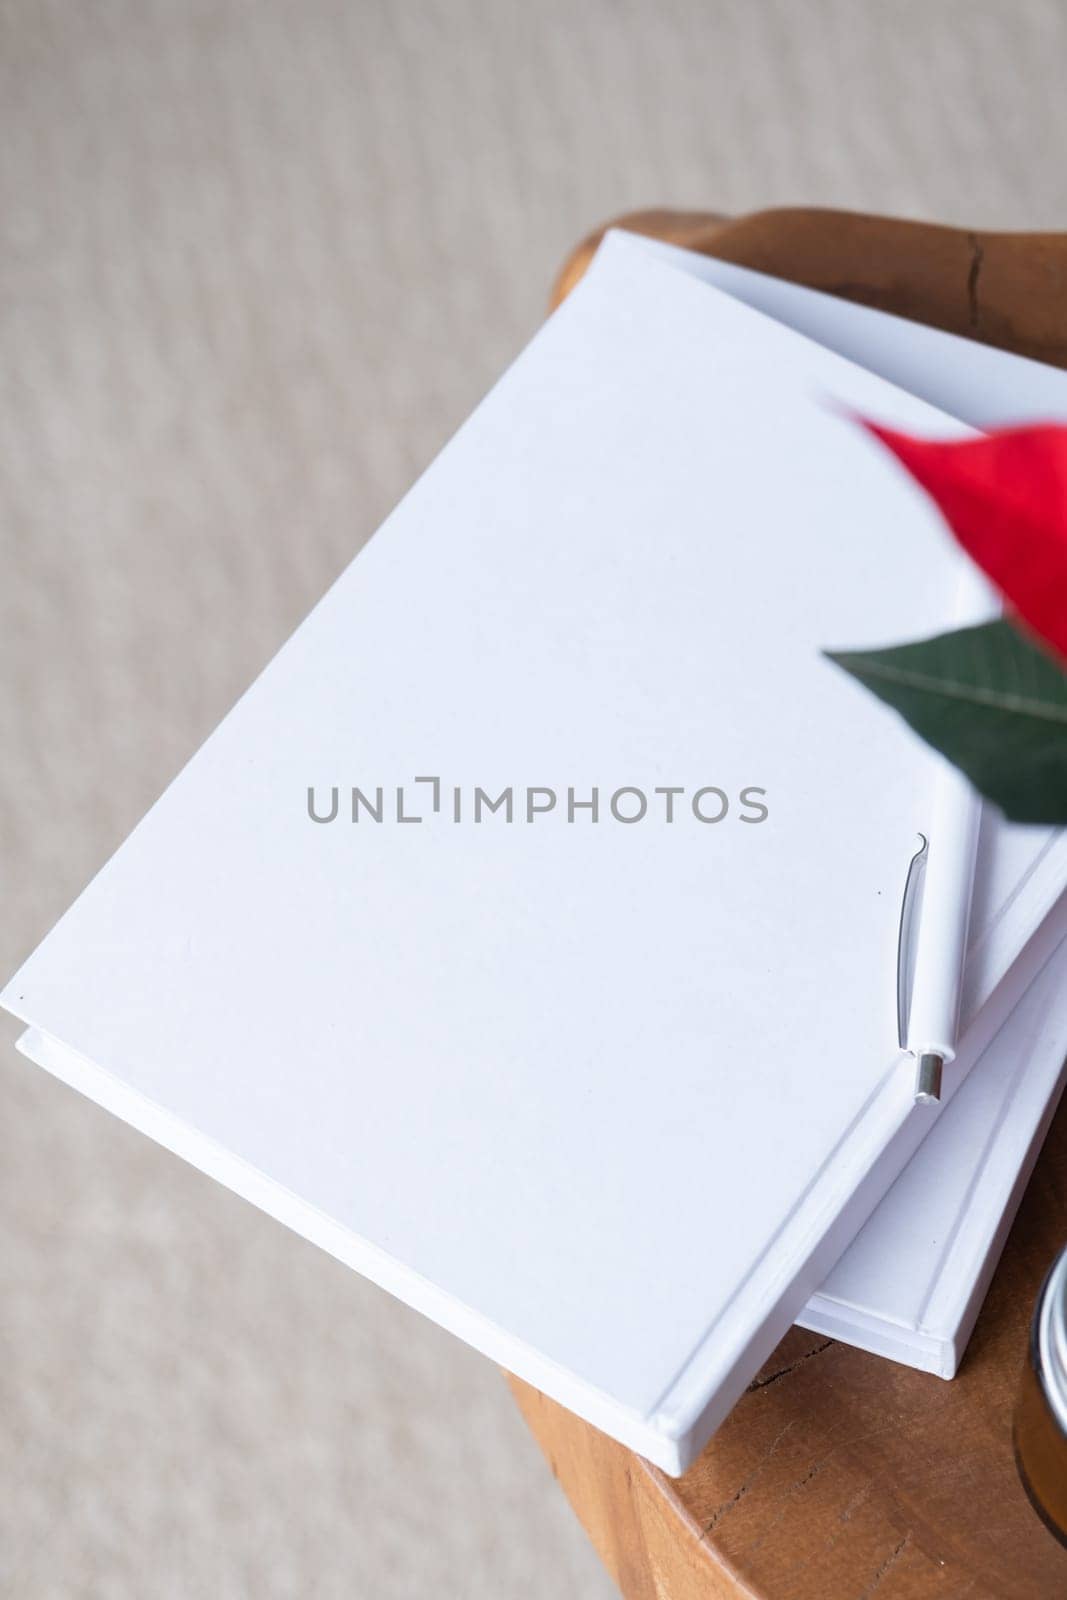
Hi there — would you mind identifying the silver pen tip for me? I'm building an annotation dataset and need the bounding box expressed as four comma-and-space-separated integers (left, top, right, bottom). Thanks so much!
915, 1052, 944, 1104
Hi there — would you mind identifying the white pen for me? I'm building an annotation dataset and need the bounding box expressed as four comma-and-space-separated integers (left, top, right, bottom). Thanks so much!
898, 559, 993, 1104
905, 775, 983, 1103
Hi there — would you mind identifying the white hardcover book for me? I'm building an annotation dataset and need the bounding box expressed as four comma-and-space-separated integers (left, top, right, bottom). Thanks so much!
3, 236, 1064, 1474
624, 232, 1067, 1373
801, 902, 1067, 1373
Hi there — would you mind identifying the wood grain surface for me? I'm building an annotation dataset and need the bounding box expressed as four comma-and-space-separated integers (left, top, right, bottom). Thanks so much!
511, 1098, 1067, 1599
511, 207, 1067, 1600
550, 207, 1067, 371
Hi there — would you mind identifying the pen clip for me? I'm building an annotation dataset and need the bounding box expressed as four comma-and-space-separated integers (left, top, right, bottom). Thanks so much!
896, 833, 945, 1103
896, 832, 928, 1051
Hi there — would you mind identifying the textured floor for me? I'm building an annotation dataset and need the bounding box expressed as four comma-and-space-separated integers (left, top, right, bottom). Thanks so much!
3, 2, 1067, 1595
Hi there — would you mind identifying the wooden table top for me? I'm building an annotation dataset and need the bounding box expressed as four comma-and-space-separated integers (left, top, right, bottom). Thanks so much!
511, 208, 1067, 1600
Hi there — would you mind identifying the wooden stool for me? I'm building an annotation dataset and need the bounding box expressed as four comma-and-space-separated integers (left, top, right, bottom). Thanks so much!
510, 208, 1067, 1600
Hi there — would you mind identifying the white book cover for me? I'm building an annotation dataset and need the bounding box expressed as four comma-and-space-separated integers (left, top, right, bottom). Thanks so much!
627, 234, 1067, 1373
2, 235, 1062, 1474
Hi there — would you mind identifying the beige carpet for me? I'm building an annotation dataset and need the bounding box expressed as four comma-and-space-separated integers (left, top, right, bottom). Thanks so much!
3, 2, 1067, 1595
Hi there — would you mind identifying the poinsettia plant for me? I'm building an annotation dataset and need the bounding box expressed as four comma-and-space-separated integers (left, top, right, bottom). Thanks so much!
826, 423, 1067, 825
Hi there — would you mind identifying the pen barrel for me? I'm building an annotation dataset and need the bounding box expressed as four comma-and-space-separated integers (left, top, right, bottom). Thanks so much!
906, 759, 982, 1061
905, 550, 995, 1064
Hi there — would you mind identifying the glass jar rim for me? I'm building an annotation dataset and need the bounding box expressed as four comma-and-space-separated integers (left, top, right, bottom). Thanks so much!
1038, 1246, 1067, 1436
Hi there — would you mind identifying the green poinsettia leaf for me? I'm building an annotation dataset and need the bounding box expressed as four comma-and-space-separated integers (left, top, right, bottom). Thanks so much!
825, 618, 1067, 824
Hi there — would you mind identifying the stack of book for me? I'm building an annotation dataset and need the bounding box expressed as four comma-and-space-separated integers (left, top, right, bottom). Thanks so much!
5, 230, 1066, 1474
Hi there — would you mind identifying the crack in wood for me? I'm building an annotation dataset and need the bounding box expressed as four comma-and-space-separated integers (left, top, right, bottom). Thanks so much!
701, 1420, 798, 1535
966, 232, 985, 330
745, 1339, 834, 1392
857, 1533, 910, 1599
